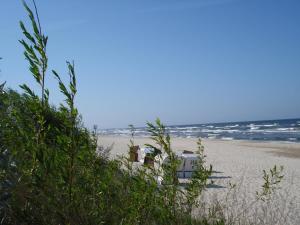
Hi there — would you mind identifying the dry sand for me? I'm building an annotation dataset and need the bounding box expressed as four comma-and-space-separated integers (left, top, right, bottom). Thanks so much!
99, 136, 300, 224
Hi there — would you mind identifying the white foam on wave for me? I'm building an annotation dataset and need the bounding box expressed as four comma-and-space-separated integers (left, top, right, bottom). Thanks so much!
174, 127, 188, 130
174, 126, 199, 130
247, 123, 278, 130
263, 129, 299, 133
248, 124, 259, 130
201, 129, 225, 134
208, 136, 217, 139
113, 129, 131, 134
261, 123, 278, 127
221, 137, 234, 140
288, 138, 297, 141
248, 129, 266, 133
182, 130, 194, 133
226, 129, 240, 133
187, 126, 200, 129
225, 124, 239, 128
169, 130, 179, 133
200, 129, 241, 134
200, 129, 212, 133
276, 128, 295, 131
134, 131, 148, 135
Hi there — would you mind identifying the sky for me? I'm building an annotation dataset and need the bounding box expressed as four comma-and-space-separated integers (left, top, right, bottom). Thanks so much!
1, 0, 300, 128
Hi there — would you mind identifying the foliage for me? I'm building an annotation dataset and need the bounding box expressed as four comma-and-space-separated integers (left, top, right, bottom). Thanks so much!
256, 165, 284, 202
145, 119, 215, 222
19, 0, 48, 105
185, 139, 212, 214
92, 125, 112, 160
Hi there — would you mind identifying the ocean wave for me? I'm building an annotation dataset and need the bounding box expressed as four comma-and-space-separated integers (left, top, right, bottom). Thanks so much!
187, 126, 201, 129
261, 123, 278, 127
112, 129, 131, 134
208, 136, 217, 139
248, 124, 260, 130
263, 130, 299, 133
169, 130, 179, 133
200, 129, 225, 133
247, 129, 268, 133
225, 124, 239, 128
276, 128, 295, 131
221, 137, 234, 140
289, 137, 297, 140
174, 127, 189, 130
182, 130, 194, 133
247, 123, 278, 129
226, 129, 240, 133
100, 119, 300, 142
173, 126, 200, 130
208, 133, 218, 137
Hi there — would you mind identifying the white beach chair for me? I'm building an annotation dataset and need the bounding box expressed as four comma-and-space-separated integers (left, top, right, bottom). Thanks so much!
162, 151, 199, 179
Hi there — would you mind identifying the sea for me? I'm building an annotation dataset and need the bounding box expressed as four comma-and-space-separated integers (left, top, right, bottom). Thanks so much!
100, 118, 300, 142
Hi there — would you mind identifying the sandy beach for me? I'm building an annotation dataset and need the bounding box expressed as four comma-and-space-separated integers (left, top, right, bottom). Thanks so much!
99, 136, 300, 224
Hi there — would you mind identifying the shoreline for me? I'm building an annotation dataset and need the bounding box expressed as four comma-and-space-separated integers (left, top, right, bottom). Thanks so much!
99, 134, 300, 143
98, 135, 300, 159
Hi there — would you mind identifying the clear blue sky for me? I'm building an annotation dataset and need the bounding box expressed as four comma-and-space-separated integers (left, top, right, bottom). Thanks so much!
1, 0, 300, 128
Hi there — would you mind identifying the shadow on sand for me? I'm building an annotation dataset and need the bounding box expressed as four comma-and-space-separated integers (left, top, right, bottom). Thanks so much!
178, 171, 231, 189
207, 171, 232, 189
